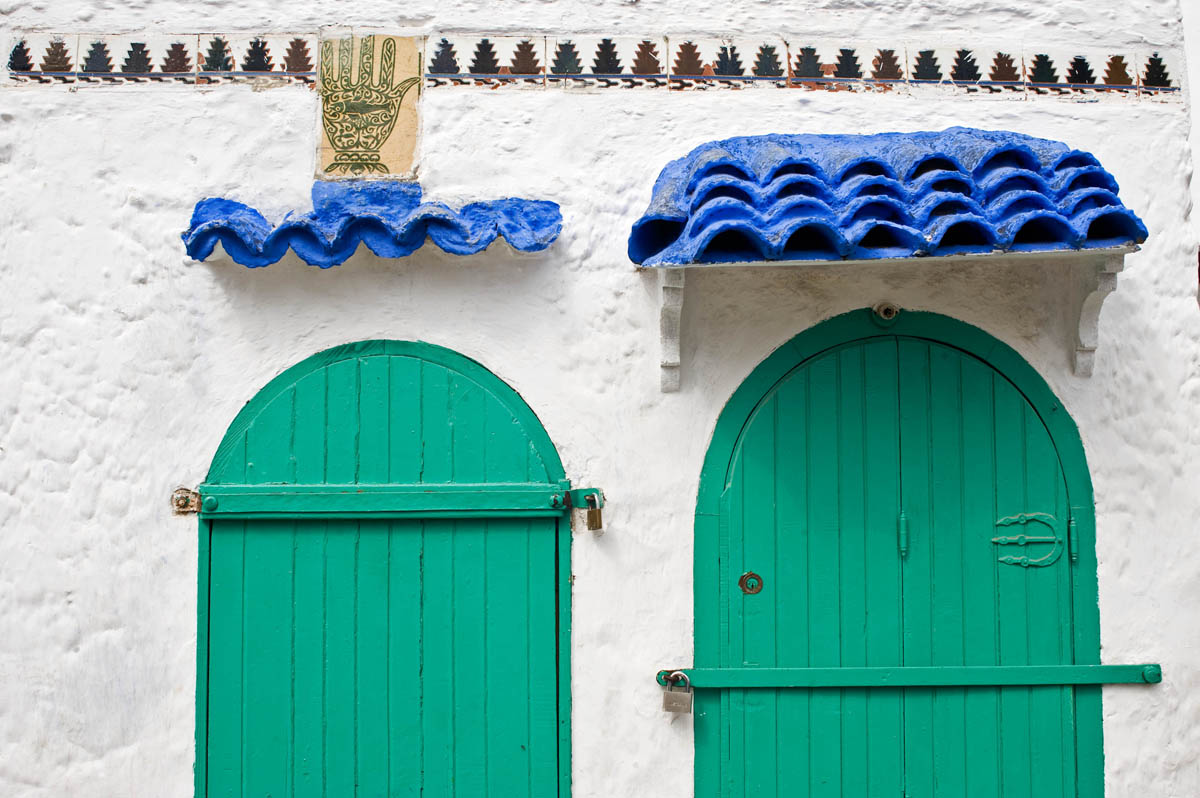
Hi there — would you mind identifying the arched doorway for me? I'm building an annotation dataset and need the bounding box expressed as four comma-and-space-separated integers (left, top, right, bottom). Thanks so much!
692, 309, 1103, 798
195, 340, 571, 797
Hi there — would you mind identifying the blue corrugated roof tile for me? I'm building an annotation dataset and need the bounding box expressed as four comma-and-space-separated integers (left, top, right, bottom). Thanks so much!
629, 128, 1147, 266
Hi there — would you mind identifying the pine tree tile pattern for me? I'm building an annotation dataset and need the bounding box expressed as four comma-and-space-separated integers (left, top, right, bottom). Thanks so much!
1138, 49, 1179, 94
2, 33, 1185, 99
904, 45, 1015, 93
197, 34, 316, 83
424, 37, 545, 86
74, 35, 199, 83
668, 38, 787, 89
5, 34, 77, 82
546, 37, 668, 87
784, 42, 872, 89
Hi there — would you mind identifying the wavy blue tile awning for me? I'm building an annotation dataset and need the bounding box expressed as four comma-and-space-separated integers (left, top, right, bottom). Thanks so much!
184, 181, 562, 268
628, 128, 1147, 266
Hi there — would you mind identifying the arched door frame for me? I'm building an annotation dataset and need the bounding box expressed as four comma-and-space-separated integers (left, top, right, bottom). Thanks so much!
692, 308, 1102, 795
195, 339, 573, 798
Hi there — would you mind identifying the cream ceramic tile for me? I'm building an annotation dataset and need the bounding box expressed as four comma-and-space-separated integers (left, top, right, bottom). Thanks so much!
5, 34, 77, 84
667, 37, 787, 89
425, 36, 544, 86
75, 34, 199, 84
198, 34, 316, 83
318, 34, 422, 177
1136, 48, 1181, 97
784, 40, 868, 90
1024, 47, 1138, 99
546, 37, 668, 88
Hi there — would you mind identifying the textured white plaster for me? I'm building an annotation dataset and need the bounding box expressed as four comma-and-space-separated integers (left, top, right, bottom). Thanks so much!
1, 3, 1199, 797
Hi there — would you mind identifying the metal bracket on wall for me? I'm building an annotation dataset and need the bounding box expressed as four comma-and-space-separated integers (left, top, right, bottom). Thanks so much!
172, 487, 201, 514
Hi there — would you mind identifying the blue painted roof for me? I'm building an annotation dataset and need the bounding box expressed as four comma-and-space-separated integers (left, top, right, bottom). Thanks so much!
183, 181, 562, 268
628, 128, 1147, 266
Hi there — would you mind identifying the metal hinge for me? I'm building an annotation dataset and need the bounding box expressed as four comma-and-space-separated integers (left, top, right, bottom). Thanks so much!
171, 487, 201, 515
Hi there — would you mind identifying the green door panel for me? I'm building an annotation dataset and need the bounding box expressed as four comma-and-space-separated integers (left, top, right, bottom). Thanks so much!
198, 341, 569, 798
205, 341, 564, 488
206, 517, 559, 798
696, 311, 1102, 798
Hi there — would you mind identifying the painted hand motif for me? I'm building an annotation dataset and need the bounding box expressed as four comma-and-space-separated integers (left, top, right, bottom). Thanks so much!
319, 36, 420, 175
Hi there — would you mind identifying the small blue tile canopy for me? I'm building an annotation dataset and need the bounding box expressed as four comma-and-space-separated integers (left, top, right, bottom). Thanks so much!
628, 127, 1147, 266
183, 181, 562, 268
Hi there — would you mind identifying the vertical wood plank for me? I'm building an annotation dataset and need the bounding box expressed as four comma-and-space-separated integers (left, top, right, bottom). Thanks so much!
356, 357, 391, 797
836, 345, 868, 798
1023, 404, 1071, 798
740, 396, 777, 798
773, 369, 811, 796
325, 359, 358, 484
993, 378, 1033, 798
528, 520, 559, 798
356, 521, 390, 798
421, 521, 455, 798
388, 357, 422, 483
898, 340, 935, 798
292, 521, 325, 798
450, 373, 490, 793
860, 339, 904, 797
421, 363, 453, 484
195, 521, 211, 798
725, 470, 746, 798
486, 519, 533, 796
207, 523, 245, 798
241, 521, 293, 797
323, 519, 357, 796
806, 351, 842, 797
960, 358, 1002, 798
388, 518, 423, 797
927, 343, 968, 798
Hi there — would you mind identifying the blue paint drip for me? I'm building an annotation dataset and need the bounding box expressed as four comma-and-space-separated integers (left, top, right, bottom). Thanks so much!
628, 128, 1148, 265
183, 181, 562, 268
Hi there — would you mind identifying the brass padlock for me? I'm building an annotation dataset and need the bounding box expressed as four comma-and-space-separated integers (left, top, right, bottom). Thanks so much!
662, 671, 693, 714
586, 495, 603, 531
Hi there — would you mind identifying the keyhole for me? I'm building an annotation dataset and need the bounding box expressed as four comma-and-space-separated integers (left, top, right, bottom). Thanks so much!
738, 571, 763, 595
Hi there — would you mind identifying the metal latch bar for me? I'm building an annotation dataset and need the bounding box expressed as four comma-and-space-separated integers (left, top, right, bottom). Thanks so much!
655, 664, 1162, 689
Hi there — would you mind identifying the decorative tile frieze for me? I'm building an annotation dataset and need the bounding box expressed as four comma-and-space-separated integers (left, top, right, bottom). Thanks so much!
7, 34, 77, 83
75, 34, 198, 83
667, 38, 789, 89
197, 34, 316, 84
425, 36, 545, 86
2, 32, 1183, 99
546, 37, 668, 88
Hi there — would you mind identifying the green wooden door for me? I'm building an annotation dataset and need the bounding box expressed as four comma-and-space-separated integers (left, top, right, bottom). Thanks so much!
196, 342, 571, 798
702, 327, 1097, 798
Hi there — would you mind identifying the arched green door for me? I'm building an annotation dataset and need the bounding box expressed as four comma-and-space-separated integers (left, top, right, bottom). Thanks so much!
195, 341, 571, 798
693, 311, 1110, 798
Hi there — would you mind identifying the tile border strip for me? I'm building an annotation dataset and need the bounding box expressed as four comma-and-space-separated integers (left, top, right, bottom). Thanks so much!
3, 33, 1182, 98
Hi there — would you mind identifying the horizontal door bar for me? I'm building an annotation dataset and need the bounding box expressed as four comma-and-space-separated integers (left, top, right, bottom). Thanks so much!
198, 483, 570, 520
656, 664, 1162, 688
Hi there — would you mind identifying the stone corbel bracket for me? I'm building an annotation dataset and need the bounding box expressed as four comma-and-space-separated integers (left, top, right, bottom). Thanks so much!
1070, 249, 1130, 377
651, 246, 1136, 392
659, 269, 685, 392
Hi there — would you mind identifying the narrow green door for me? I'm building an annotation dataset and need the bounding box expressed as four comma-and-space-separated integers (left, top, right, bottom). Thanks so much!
697, 313, 1106, 798
196, 342, 571, 798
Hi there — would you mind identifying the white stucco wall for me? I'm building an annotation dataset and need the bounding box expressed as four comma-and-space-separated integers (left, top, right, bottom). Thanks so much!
1, 2, 1198, 797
